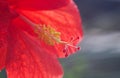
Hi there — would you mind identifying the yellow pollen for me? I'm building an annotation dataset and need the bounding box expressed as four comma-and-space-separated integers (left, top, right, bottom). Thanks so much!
19, 14, 80, 54
34, 24, 61, 45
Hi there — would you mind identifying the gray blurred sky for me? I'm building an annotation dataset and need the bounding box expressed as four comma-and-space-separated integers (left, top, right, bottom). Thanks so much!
74, 0, 120, 53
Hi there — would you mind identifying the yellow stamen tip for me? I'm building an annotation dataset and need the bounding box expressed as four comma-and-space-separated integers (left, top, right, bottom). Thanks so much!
34, 24, 61, 45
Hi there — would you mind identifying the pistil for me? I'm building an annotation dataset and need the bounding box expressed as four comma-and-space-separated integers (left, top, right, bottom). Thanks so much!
19, 15, 80, 56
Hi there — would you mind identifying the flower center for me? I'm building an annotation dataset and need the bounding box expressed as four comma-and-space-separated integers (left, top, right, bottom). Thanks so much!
34, 24, 61, 45
20, 15, 80, 56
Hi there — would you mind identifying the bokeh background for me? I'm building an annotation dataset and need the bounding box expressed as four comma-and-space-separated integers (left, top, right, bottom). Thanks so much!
0, 0, 120, 78
61, 0, 120, 78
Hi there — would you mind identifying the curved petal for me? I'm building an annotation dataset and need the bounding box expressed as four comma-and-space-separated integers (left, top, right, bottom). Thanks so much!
8, 0, 70, 10
0, 24, 7, 70
6, 26, 63, 78
16, 1, 83, 58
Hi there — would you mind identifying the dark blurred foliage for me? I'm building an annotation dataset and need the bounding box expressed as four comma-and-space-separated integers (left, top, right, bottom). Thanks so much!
61, 52, 120, 78
0, 69, 7, 78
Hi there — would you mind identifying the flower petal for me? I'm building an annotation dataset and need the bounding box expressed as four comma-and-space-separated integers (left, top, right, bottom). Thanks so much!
8, 0, 70, 10
0, 24, 7, 70
6, 26, 63, 78
16, 1, 83, 58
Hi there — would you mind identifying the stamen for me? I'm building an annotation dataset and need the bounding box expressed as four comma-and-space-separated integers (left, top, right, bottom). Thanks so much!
19, 15, 81, 56
61, 36, 80, 57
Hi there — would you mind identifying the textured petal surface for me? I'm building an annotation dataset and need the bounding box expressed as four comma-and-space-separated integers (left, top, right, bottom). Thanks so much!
0, 1, 18, 70
6, 26, 63, 78
8, 0, 70, 10
0, 24, 8, 70
17, 1, 83, 58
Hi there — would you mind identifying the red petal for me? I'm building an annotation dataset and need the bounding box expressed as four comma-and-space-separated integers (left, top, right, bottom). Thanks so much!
15, 1, 83, 58
0, 24, 8, 70
8, 0, 70, 10
6, 26, 63, 78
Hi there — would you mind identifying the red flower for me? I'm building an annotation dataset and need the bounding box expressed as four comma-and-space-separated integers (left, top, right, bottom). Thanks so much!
0, 0, 83, 78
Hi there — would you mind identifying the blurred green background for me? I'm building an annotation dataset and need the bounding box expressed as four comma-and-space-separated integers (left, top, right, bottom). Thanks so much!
1, 0, 120, 78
